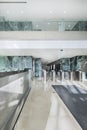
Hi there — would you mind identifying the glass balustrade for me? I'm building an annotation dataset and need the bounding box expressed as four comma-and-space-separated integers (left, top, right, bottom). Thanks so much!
0, 16, 87, 31
0, 71, 30, 130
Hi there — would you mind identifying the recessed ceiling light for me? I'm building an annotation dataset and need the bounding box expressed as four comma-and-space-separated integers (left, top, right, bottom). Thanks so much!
0, 1, 27, 3
58, 22, 61, 25
21, 10, 24, 14
68, 24, 71, 27
36, 24, 39, 27
49, 10, 53, 14
64, 10, 66, 14
6, 10, 10, 14
48, 22, 50, 25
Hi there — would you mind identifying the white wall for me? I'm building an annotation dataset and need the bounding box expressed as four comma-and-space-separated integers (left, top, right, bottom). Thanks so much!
0, 31, 87, 40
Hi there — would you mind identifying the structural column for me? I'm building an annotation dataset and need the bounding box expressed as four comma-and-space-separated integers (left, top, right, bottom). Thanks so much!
70, 71, 73, 81
32, 59, 35, 77
59, 21, 65, 31
61, 71, 64, 81
53, 70, 56, 82
79, 71, 82, 81
43, 69, 46, 84
53, 64, 55, 70
82, 72, 86, 81
28, 69, 32, 88
53, 64, 56, 82
57, 71, 61, 80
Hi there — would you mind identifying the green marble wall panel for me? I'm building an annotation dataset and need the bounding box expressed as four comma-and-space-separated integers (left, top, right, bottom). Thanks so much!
70, 57, 77, 71
35, 58, 42, 77
0, 56, 11, 72
12, 56, 20, 71
19, 56, 25, 70
49, 56, 87, 72
70, 56, 87, 71
0, 56, 40, 73
62, 58, 70, 71
72, 21, 87, 31
61, 56, 86, 71
0, 57, 6, 72
12, 56, 33, 71
76, 56, 87, 70
23, 56, 33, 69
0, 22, 4, 31
0, 21, 32, 31
55, 59, 62, 71
54, 58, 70, 71
22, 22, 33, 31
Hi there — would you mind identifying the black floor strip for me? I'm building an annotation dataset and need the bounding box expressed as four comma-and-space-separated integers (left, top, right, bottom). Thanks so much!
52, 85, 87, 130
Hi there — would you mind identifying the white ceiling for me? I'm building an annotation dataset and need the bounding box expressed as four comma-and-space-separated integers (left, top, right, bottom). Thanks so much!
0, 41, 87, 63
0, 0, 87, 63
0, 0, 87, 21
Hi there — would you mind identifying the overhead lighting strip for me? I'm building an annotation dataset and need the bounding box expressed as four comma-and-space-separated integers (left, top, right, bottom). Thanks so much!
0, 0, 27, 3
0, 1, 27, 3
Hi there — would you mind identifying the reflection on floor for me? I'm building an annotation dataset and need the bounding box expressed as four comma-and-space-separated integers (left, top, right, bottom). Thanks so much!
0, 77, 25, 129
14, 79, 51, 130
14, 78, 87, 130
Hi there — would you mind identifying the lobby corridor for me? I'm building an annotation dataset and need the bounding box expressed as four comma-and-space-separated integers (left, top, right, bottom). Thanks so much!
14, 78, 86, 130
15, 79, 51, 130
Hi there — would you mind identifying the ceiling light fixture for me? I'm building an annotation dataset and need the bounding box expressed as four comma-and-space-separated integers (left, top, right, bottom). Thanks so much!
21, 10, 24, 14
6, 10, 10, 14
49, 11, 53, 14
64, 10, 66, 14
0, 1, 27, 3
68, 24, 71, 28
36, 24, 39, 28
48, 22, 50, 25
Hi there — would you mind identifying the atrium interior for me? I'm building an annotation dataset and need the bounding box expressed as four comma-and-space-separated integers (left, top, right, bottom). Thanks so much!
0, 0, 87, 130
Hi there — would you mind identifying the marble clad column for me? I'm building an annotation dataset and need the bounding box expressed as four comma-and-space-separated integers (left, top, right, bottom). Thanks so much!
62, 71, 64, 81
82, 72, 86, 82
35, 58, 42, 78
51, 65, 52, 70
57, 71, 60, 80
50, 71, 53, 80
32, 59, 35, 77
53, 70, 56, 82
28, 69, 32, 88
43, 69, 46, 84
70, 71, 73, 81
53, 64, 55, 70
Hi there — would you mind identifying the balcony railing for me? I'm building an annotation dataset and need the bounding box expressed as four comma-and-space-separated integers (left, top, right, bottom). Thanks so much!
0, 17, 87, 31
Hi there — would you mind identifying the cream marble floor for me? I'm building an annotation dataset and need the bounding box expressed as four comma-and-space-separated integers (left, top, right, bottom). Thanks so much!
15, 78, 52, 130
14, 78, 86, 130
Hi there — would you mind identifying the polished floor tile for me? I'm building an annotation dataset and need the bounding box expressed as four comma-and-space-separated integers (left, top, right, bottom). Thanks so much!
14, 78, 86, 130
